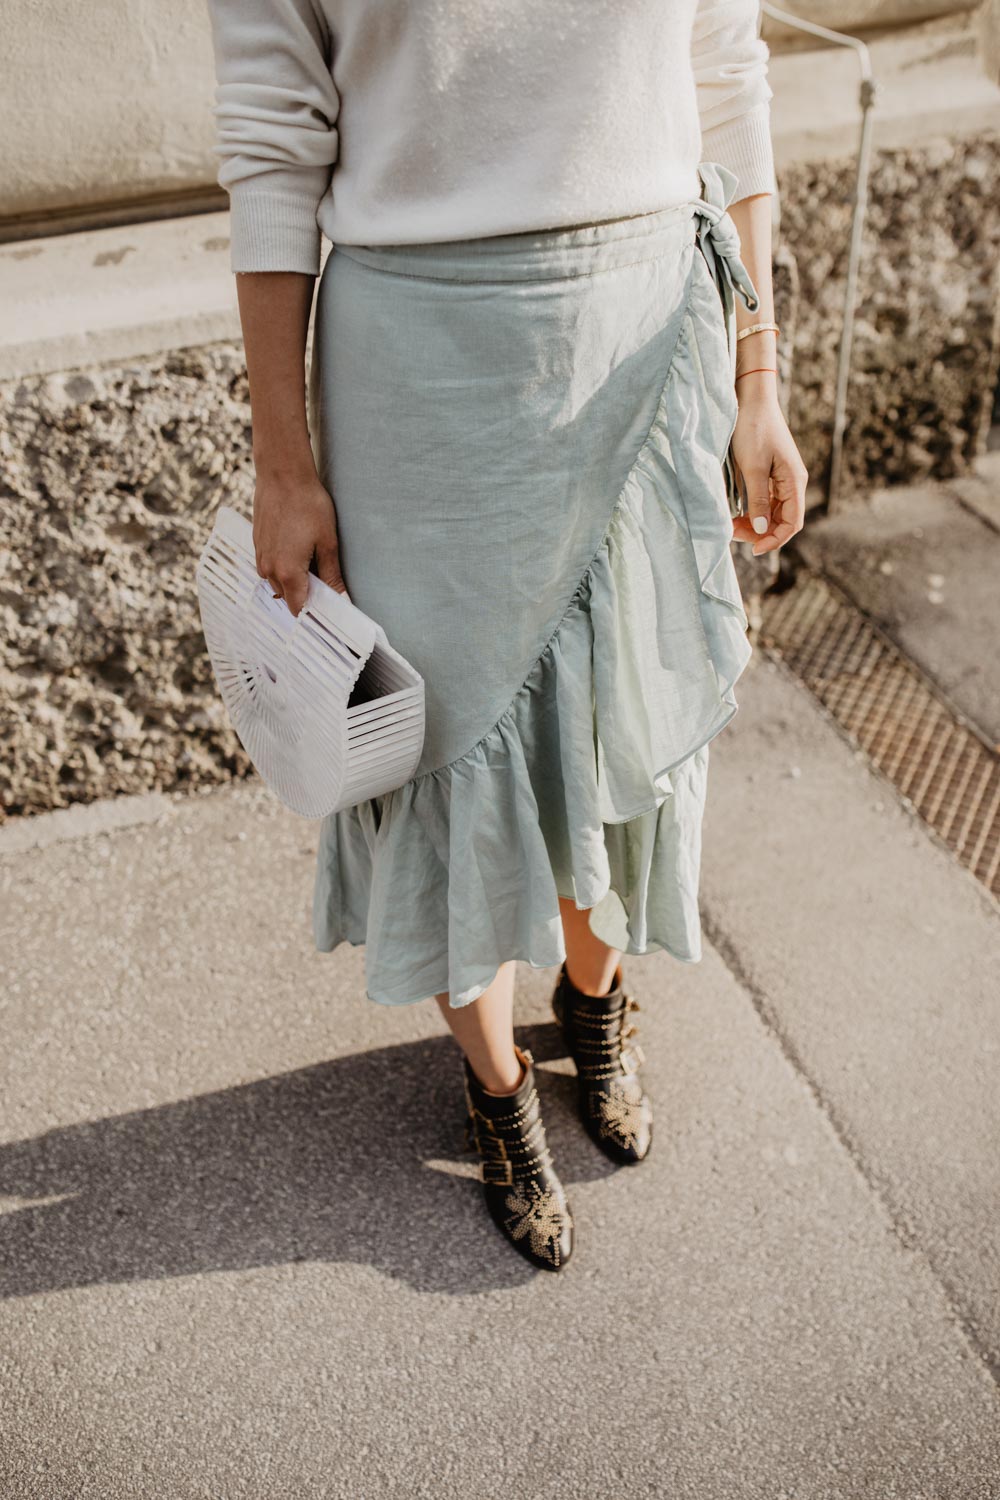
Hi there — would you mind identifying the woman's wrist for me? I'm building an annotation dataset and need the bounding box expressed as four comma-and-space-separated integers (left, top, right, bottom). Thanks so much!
734, 324, 779, 404
251, 413, 317, 482
735, 368, 780, 405
252, 443, 319, 487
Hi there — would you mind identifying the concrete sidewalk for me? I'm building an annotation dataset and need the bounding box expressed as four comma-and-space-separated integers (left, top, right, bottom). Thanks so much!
1, 656, 998, 1499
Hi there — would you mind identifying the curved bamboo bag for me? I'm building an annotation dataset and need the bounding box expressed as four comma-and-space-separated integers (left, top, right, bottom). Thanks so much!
196, 505, 425, 818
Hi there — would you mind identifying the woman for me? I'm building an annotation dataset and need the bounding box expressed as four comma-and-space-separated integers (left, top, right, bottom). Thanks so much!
206, 0, 807, 1273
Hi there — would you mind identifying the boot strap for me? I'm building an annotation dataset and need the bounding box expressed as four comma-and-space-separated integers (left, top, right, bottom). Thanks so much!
480, 1159, 514, 1186
466, 1099, 554, 1183
561, 980, 645, 1080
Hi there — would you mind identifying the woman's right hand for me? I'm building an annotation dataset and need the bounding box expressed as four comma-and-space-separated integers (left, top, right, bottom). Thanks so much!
253, 464, 349, 618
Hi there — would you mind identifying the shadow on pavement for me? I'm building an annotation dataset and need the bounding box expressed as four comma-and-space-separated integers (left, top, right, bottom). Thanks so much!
0, 1020, 613, 1300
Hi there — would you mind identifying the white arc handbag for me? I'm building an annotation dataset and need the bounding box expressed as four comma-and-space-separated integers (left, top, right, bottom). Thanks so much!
195, 504, 425, 818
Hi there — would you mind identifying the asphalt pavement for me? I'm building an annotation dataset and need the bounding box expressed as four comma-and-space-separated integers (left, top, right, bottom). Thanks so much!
1, 653, 998, 1499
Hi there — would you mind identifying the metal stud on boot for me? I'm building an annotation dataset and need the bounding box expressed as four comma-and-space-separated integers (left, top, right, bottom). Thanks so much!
463, 1044, 574, 1272
552, 961, 653, 1165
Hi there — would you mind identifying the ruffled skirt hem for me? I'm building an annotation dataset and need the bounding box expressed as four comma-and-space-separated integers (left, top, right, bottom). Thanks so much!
312, 217, 752, 1007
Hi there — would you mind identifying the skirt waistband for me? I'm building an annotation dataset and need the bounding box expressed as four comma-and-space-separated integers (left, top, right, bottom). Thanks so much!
329, 161, 759, 313
332, 200, 697, 284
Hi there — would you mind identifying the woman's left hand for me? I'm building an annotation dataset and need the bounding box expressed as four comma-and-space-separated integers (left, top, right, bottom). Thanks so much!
729, 380, 808, 556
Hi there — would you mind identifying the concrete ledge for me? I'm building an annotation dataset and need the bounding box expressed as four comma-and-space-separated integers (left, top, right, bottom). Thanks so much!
769, 16, 1000, 164
0, 212, 240, 382
762, 1, 979, 42
0, 789, 176, 854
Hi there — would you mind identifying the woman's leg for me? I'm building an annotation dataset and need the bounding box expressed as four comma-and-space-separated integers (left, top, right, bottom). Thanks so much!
558, 897, 622, 997
435, 960, 523, 1094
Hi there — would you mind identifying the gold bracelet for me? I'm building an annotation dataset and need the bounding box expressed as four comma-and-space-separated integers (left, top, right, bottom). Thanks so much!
736, 321, 780, 342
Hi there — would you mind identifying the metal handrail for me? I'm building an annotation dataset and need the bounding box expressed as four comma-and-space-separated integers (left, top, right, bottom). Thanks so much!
762, 4, 878, 508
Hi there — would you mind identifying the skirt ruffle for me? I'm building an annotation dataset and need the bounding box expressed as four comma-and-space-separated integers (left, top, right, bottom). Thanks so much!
312, 232, 752, 1007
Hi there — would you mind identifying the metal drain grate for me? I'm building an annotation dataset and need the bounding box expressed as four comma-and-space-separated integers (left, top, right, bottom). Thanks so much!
761, 568, 1000, 899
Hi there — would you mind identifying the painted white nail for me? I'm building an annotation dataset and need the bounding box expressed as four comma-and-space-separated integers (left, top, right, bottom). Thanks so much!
752, 515, 769, 534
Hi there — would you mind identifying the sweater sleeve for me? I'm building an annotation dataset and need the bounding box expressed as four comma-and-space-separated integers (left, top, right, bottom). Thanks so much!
205, 0, 340, 273
691, 0, 776, 202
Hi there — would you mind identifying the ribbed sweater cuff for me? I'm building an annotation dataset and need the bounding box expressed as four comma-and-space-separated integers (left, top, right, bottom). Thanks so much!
701, 103, 777, 202
227, 185, 323, 275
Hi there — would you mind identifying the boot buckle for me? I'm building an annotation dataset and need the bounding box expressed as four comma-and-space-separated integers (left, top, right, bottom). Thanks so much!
620, 1043, 645, 1075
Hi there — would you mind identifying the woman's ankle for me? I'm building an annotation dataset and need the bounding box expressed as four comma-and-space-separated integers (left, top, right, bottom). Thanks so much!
564, 956, 621, 999
474, 1052, 526, 1096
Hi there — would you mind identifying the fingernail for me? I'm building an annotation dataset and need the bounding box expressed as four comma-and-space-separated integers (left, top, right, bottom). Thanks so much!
752, 516, 769, 535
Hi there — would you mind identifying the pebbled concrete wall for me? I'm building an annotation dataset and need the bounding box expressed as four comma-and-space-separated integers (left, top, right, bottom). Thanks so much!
0, 350, 253, 816
778, 135, 1000, 490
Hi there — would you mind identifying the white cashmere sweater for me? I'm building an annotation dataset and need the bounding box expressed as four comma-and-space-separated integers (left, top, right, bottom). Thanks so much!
205, 0, 776, 274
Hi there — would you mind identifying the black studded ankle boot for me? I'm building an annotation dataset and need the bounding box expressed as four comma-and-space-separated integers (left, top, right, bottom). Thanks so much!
552, 961, 653, 1165
463, 1044, 574, 1272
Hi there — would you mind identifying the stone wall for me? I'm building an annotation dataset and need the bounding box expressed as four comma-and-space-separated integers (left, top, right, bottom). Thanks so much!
0, 350, 254, 816
2, 133, 999, 816
778, 133, 1000, 492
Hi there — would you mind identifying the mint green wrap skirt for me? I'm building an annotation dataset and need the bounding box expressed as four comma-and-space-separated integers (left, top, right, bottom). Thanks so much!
309, 161, 760, 1009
